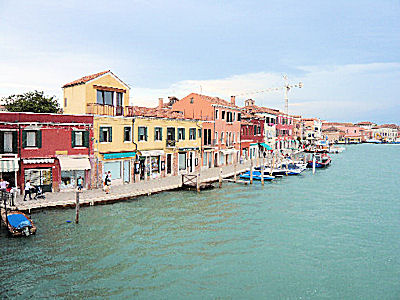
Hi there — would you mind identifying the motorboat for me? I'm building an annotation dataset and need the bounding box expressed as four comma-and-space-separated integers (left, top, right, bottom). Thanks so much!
240, 171, 275, 181
328, 146, 345, 153
1, 210, 37, 236
307, 154, 331, 168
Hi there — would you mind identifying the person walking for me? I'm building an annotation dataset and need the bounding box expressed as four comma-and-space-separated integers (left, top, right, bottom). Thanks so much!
24, 180, 32, 201
104, 171, 112, 194
77, 176, 84, 191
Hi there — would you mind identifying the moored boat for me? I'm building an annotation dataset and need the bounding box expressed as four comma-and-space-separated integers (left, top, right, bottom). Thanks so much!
1, 210, 37, 236
240, 171, 275, 181
307, 154, 331, 168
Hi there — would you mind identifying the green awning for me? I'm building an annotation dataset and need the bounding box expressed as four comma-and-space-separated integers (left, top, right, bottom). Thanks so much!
260, 143, 273, 150
103, 151, 137, 160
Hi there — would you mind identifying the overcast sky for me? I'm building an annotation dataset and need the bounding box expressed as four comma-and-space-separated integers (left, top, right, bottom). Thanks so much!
1, 0, 399, 124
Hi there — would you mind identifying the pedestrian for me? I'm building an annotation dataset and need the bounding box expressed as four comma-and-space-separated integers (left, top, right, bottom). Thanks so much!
24, 180, 32, 201
77, 176, 83, 191
104, 171, 111, 194
0, 178, 9, 191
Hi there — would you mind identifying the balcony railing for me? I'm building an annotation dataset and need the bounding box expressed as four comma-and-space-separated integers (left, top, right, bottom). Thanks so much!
86, 103, 124, 116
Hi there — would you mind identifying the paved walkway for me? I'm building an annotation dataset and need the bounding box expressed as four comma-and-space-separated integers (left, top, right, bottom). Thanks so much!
11, 160, 252, 211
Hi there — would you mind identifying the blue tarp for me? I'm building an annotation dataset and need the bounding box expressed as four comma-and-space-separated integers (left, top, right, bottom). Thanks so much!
7, 214, 31, 229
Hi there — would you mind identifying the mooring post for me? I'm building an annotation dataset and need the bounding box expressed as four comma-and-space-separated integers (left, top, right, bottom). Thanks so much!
233, 163, 237, 183
312, 154, 316, 174
75, 190, 80, 224
219, 168, 222, 188
250, 159, 253, 184
261, 157, 264, 186
196, 173, 200, 193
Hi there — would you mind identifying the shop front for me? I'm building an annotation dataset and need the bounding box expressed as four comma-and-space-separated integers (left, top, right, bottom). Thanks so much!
22, 158, 56, 192
139, 150, 165, 180
101, 151, 137, 185
58, 156, 91, 190
0, 154, 19, 189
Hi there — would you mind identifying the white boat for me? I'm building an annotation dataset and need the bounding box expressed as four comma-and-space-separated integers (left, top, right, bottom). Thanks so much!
328, 146, 345, 153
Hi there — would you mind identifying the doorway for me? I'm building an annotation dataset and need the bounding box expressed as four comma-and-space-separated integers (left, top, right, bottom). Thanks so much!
123, 160, 130, 183
166, 154, 172, 175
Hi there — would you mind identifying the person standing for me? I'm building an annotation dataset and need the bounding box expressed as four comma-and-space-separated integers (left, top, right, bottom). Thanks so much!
0, 178, 9, 191
24, 180, 32, 201
77, 176, 84, 191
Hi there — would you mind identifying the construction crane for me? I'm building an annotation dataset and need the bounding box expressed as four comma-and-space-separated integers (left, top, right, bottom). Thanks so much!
233, 75, 303, 115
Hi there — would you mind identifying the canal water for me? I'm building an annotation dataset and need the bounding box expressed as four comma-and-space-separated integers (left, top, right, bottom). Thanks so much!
1, 144, 400, 299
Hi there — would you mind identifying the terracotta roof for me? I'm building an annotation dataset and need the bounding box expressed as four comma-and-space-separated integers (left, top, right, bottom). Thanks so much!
322, 126, 345, 133
356, 121, 375, 125
243, 105, 281, 115
378, 124, 399, 129
184, 93, 240, 109
126, 105, 192, 120
62, 70, 110, 88
322, 122, 354, 127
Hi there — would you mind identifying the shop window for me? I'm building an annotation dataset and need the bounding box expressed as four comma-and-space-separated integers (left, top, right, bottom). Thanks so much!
154, 127, 163, 141
22, 130, 42, 148
72, 131, 89, 148
24, 168, 52, 192
178, 128, 185, 141
124, 127, 132, 142
138, 127, 148, 141
104, 161, 121, 180
99, 127, 112, 142
189, 128, 196, 140
151, 156, 160, 174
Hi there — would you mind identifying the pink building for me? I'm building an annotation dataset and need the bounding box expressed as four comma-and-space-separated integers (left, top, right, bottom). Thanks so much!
172, 93, 241, 167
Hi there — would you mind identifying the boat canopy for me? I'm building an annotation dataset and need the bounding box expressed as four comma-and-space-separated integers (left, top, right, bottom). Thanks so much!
259, 143, 273, 150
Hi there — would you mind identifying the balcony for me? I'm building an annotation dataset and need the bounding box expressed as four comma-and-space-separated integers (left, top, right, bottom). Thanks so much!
86, 103, 124, 116
166, 139, 176, 148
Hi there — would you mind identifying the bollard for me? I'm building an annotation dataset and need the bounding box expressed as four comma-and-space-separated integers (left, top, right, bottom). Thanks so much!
196, 173, 200, 193
261, 157, 264, 186
219, 168, 222, 188
250, 159, 253, 184
312, 154, 316, 174
233, 163, 237, 183
75, 191, 80, 224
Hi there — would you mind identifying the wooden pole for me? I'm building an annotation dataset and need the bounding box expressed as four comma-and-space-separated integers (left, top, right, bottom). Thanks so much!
312, 153, 316, 174
219, 168, 222, 188
250, 159, 253, 184
233, 163, 237, 183
75, 190, 80, 224
196, 173, 200, 193
261, 157, 264, 186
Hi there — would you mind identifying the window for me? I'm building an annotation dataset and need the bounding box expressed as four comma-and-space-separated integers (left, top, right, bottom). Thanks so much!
203, 152, 207, 167
2, 131, 16, 153
215, 132, 218, 144
190, 97, 194, 104
227, 112, 233, 122
96, 90, 114, 105
116, 92, 123, 106
215, 109, 219, 119
138, 127, 148, 141
221, 132, 224, 144
237, 113, 241, 121
198, 129, 202, 138
72, 131, 89, 148
203, 129, 212, 145
254, 125, 257, 135
64, 98, 67, 107
179, 152, 187, 170
189, 128, 196, 140
221, 111, 226, 120
167, 127, 175, 140
99, 127, 112, 142
178, 128, 185, 140
154, 127, 163, 141
22, 130, 42, 148
124, 127, 132, 142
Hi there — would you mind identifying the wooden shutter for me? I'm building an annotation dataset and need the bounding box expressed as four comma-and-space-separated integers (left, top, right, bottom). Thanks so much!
36, 130, 42, 148
109, 127, 112, 142
12, 131, 18, 153
71, 131, 76, 148
22, 130, 27, 148
84, 131, 89, 148
99, 127, 104, 142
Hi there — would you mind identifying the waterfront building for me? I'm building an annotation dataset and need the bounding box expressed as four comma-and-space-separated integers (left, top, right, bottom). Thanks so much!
239, 111, 265, 160
302, 118, 322, 144
276, 112, 296, 150
322, 126, 345, 144
291, 115, 303, 144
242, 99, 278, 149
322, 122, 362, 144
0, 112, 93, 192
371, 125, 399, 142
171, 93, 241, 168
125, 105, 202, 180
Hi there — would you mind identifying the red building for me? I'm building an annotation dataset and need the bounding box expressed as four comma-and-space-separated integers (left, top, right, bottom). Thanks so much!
172, 93, 241, 168
0, 112, 94, 193
240, 112, 265, 160
276, 113, 296, 150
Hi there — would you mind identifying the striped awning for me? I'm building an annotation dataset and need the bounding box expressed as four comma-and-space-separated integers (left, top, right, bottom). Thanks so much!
0, 159, 19, 172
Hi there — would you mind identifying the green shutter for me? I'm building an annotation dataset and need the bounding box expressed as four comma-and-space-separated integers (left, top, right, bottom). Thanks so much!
12, 131, 18, 153
36, 130, 42, 148
22, 130, 27, 148
99, 127, 104, 142
109, 127, 112, 142
71, 131, 76, 148
0, 132, 4, 153
84, 131, 90, 148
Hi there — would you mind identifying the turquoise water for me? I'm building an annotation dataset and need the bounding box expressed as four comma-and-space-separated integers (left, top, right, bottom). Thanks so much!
1, 144, 400, 299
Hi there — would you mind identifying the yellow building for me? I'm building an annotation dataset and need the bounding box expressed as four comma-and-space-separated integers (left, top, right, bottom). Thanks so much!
62, 70, 130, 116
62, 71, 202, 185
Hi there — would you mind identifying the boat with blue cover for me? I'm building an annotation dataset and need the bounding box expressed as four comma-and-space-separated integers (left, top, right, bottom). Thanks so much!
240, 171, 275, 181
1, 210, 37, 236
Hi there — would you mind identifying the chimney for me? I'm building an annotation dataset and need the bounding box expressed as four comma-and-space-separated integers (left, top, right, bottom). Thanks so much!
230, 95, 236, 105
158, 98, 163, 109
